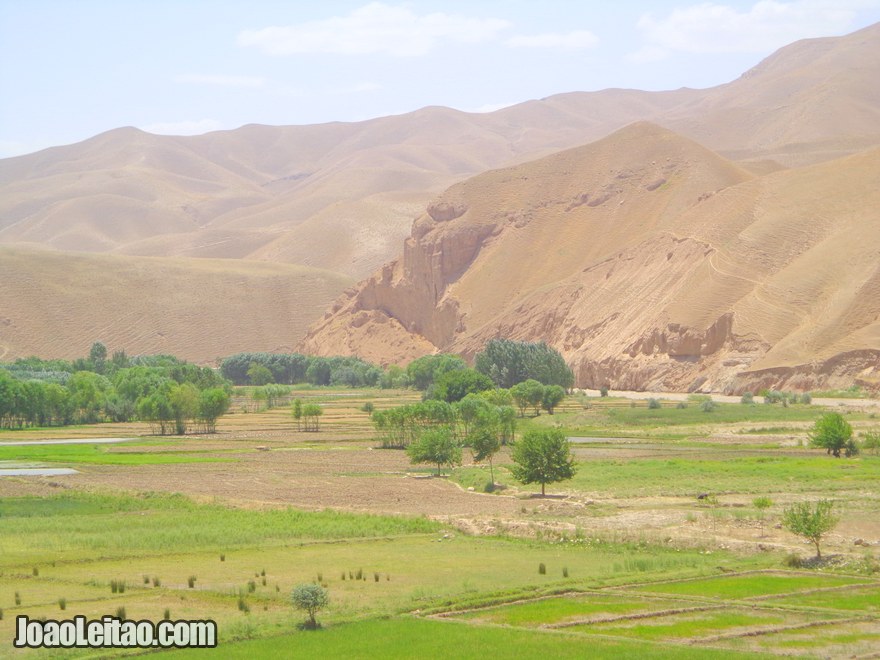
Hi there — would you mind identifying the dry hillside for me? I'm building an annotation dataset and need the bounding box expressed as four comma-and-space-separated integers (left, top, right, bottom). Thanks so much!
0, 247, 351, 363
299, 123, 880, 393
1, 23, 879, 366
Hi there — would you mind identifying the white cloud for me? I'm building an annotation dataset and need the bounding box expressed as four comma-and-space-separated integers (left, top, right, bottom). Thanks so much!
140, 119, 226, 136
174, 74, 267, 88
237, 2, 510, 57
506, 30, 598, 50
637, 0, 879, 54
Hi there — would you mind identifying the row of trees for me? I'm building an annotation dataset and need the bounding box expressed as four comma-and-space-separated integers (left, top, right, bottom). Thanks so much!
220, 353, 383, 388
0, 344, 230, 433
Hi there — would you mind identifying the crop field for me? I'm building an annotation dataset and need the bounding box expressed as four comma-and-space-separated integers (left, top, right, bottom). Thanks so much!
0, 388, 878, 657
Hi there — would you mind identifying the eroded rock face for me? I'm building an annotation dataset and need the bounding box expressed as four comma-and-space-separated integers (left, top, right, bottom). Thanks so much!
300, 122, 880, 391
299, 195, 495, 360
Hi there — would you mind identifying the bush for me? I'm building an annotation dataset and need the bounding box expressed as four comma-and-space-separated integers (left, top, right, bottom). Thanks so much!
291, 583, 329, 629
740, 392, 754, 404
647, 398, 661, 409
809, 412, 854, 458
700, 399, 717, 412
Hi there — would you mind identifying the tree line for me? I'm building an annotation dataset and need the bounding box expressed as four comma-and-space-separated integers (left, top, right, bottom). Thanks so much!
0, 343, 230, 434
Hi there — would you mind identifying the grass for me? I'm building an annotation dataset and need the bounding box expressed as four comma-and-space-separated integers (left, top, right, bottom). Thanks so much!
0, 442, 226, 466
0, 492, 440, 566
763, 584, 880, 611
454, 593, 690, 626
158, 616, 771, 659
554, 454, 880, 497
629, 573, 869, 600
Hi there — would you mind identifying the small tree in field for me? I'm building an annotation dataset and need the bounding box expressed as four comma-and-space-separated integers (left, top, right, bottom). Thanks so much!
809, 412, 856, 457
470, 425, 501, 486
301, 403, 323, 432
541, 385, 566, 415
406, 428, 461, 476
782, 500, 838, 559
510, 429, 576, 496
752, 496, 772, 537
291, 583, 328, 630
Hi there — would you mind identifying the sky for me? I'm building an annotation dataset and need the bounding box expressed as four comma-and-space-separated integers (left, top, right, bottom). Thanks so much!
1, 0, 879, 158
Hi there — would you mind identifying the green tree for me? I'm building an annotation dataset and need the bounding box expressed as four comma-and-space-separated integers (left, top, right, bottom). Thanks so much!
169, 382, 199, 434
406, 428, 461, 476
291, 399, 303, 431
782, 500, 838, 558
510, 379, 544, 417
301, 403, 323, 432
433, 368, 493, 403
89, 341, 108, 374
510, 429, 577, 496
290, 583, 329, 630
809, 412, 856, 458
198, 388, 230, 433
475, 339, 573, 389
752, 496, 772, 538
470, 424, 501, 486
406, 354, 467, 391
247, 362, 274, 386
541, 385, 565, 415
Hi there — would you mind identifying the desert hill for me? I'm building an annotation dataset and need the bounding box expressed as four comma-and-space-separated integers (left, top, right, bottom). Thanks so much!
1, 23, 879, 366
2, 24, 879, 276
299, 122, 880, 393
0, 247, 351, 363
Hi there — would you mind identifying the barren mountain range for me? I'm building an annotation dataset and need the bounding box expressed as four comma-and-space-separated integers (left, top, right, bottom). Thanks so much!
1, 23, 879, 390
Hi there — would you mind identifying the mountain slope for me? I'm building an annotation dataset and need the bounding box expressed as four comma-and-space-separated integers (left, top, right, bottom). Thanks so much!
1, 23, 878, 276
299, 123, 880, 392
0, 248, 352, 363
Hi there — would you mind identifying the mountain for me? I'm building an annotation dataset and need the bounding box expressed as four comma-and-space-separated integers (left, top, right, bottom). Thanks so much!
299, 123, 880, 393
1, 23, 879, 367
0, 247, 351, 363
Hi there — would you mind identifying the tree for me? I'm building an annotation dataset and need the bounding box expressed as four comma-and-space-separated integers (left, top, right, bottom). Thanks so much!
198, 388, 230, 433
89, 341, 108, 374
752, 496, 772, 538
510, 429, 576, 496
301, 403, 323, 432
433, 368, 493, 403
406, 428, 461, 476
809, 412, 856, 458
782, 500, 838, 558
169, 382, 199, 434
406, 354, 467, 391
510, 379, 544, 417
290, 583, 329, 630
291, 399, 303, 431
475, 339, 573, 389
247, 362, 274, 386
470, 424, 501, 486
541, 385, 565, 415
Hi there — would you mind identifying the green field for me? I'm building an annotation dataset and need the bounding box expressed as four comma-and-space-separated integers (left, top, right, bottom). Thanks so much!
1, 387, 878, 657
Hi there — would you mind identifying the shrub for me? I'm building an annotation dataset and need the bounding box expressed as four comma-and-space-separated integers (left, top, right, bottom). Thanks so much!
163, 608, 170, 620
740, 392, 754, 404
58, 598, 66, 610
187, 575, 196, 588
538, 563, 546, 575
700, 399, 717, 412
115, 606, 126, 620
647, 398, 661, 409
291, 584, 329, 630
676, 401, 688, 409
809, 412, 854, 458
152, 577, 161, 587
783, 553, 804, 568
599, 386, 609, 397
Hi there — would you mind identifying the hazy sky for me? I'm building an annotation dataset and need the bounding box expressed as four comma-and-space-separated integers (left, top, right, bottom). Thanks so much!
2, 0, 879, 157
